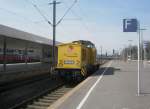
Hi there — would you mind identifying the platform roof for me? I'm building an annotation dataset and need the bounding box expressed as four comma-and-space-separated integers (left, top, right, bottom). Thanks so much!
0, 24, 60, 45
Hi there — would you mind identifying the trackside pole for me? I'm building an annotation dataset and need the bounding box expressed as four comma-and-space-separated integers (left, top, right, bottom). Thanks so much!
137, 25, 140, 96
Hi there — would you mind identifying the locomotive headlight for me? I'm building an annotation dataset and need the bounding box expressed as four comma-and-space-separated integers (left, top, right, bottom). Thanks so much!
76, 60, 80, 66
58, 60, 63, 67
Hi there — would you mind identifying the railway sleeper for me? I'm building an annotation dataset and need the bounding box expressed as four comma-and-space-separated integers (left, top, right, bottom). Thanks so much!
44, 96, 59, 100
55, 88, 71, 92
51, 92, 64, 95
53, 91, 66, 93
33, 101, 51, 106
57, 88, 69, 90
47, 94, 61, 97
56, 88, 70, 91
27, 105, 47, 109
38, 99, 54, 103
43, 96, 58, 100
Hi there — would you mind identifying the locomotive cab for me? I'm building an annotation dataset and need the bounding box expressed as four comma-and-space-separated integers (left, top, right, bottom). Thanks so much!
56, 40, 98, 81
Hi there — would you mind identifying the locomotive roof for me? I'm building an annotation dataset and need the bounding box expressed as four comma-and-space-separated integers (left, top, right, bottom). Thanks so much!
0, 24, 60, 45
72, 40, 95, 46
57, 40, 95, 48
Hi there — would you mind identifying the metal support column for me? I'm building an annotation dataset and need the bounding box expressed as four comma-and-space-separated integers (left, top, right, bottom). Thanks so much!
101, 46, 102, 64
25, 41, 28, 70
3, 37, 6, 72
137, 26, 141, 96
52, 0, 56, 67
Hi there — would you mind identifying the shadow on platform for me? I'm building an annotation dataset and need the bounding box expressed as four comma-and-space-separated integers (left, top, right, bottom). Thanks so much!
92, 67, 121, 76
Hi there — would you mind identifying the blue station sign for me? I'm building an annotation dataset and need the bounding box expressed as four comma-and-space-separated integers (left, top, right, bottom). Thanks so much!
143, 41, 149, 48
123, 19, 138, 32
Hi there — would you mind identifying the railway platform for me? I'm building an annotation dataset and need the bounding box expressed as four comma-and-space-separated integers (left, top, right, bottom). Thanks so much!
48, 60, 150, 109
0, 63, 51, 85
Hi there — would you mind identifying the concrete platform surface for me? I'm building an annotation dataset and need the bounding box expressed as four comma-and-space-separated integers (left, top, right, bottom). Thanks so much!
49, 60, 150, 109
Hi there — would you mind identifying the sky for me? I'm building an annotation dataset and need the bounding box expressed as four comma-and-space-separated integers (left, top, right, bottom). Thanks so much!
0, 0, 150, 54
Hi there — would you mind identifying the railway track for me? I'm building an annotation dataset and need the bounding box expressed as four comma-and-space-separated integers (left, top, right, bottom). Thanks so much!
1, 61, 106, 109
0, 73, 64, 109
14, 84, 75, 109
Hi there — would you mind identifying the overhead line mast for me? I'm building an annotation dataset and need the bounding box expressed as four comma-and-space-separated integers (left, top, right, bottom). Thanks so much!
28, 0, 77, 69
49, 0, 61, 68
49, 0, 77, 68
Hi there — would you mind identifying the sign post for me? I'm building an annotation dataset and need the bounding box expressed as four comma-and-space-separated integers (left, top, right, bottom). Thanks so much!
138, 25, 140, 96
123, 19, 140, 96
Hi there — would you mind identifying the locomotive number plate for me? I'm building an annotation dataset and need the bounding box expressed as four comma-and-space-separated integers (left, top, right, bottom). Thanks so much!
64, 60, 74, 64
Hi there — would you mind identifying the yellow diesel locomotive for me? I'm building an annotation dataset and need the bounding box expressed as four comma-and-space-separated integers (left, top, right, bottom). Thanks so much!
56, 40, 99, 80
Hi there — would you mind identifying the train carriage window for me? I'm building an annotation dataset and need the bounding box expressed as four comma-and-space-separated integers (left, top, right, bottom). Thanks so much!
18, 50, 23, 54
6, 48, 14, 55
28, 50, 34, 52
87, 45, 91, 48
0, 48, 2, 53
